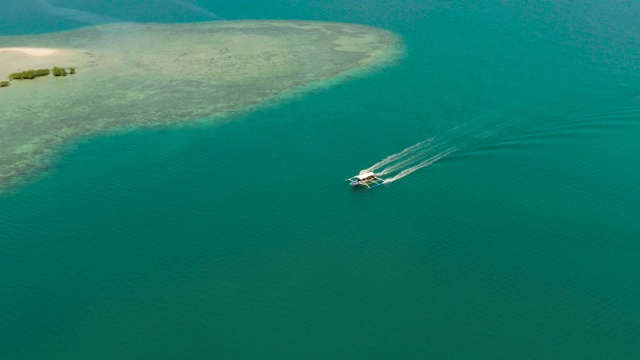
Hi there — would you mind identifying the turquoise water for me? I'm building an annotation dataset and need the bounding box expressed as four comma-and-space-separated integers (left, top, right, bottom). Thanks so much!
2, 0, 640, 358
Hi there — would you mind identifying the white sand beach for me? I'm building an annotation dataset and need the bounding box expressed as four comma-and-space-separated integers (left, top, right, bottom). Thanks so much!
0, 47, 82, 78
0, 47, 59, 56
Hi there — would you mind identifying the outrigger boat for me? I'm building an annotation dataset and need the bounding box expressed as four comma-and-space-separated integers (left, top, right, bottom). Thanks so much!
347, 172, 385, 189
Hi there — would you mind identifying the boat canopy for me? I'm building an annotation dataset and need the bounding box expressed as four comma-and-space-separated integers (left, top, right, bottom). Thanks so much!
356, 172, 376, 180
347, 171, 384, 189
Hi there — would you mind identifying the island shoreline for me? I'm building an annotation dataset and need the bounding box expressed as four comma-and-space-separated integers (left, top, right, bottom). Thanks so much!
0, 20, 404, 192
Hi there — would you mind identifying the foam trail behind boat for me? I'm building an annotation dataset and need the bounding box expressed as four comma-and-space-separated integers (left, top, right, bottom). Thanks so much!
38, 0, 226, 24
169, 0, 226, 20
384, 147, 458, 183
360, 137, 434, 174
355, 110, 522, 185
377, 144, 441, 175
36, 0, 121, 24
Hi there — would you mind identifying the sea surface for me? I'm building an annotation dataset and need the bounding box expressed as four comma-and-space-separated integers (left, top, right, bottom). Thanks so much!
2, 0, 640, 358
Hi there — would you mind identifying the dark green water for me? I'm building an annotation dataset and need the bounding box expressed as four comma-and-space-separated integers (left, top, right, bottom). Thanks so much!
2, 1, 640, 358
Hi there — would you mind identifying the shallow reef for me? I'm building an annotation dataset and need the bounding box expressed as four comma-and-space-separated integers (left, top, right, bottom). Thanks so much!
0, 20, 403, 189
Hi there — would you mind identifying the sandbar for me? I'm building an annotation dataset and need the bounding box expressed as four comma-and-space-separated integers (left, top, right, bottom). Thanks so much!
0, 47, 59, 56
0, 21, 403, 190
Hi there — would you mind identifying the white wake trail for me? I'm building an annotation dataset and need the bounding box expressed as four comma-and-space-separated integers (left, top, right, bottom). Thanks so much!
377, 144, 440, 175
353, 106, 552, 186
169, 0, 226, 20
37, 0, 226, 24
37, 0, 121, 24
360, 137, 434, 174
384, 147, 458, 183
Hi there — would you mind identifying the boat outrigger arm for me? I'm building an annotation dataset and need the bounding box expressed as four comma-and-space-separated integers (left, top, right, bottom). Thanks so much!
347, 172, 385, 189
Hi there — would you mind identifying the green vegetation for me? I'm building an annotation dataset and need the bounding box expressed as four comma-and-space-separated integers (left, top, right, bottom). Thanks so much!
4, 67, 77, 85
52, 66, 68, 77
9, 68, 50, 80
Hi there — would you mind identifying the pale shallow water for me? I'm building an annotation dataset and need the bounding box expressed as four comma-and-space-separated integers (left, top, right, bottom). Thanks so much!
0, 20, 400, 189
1, 0, 640, 359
